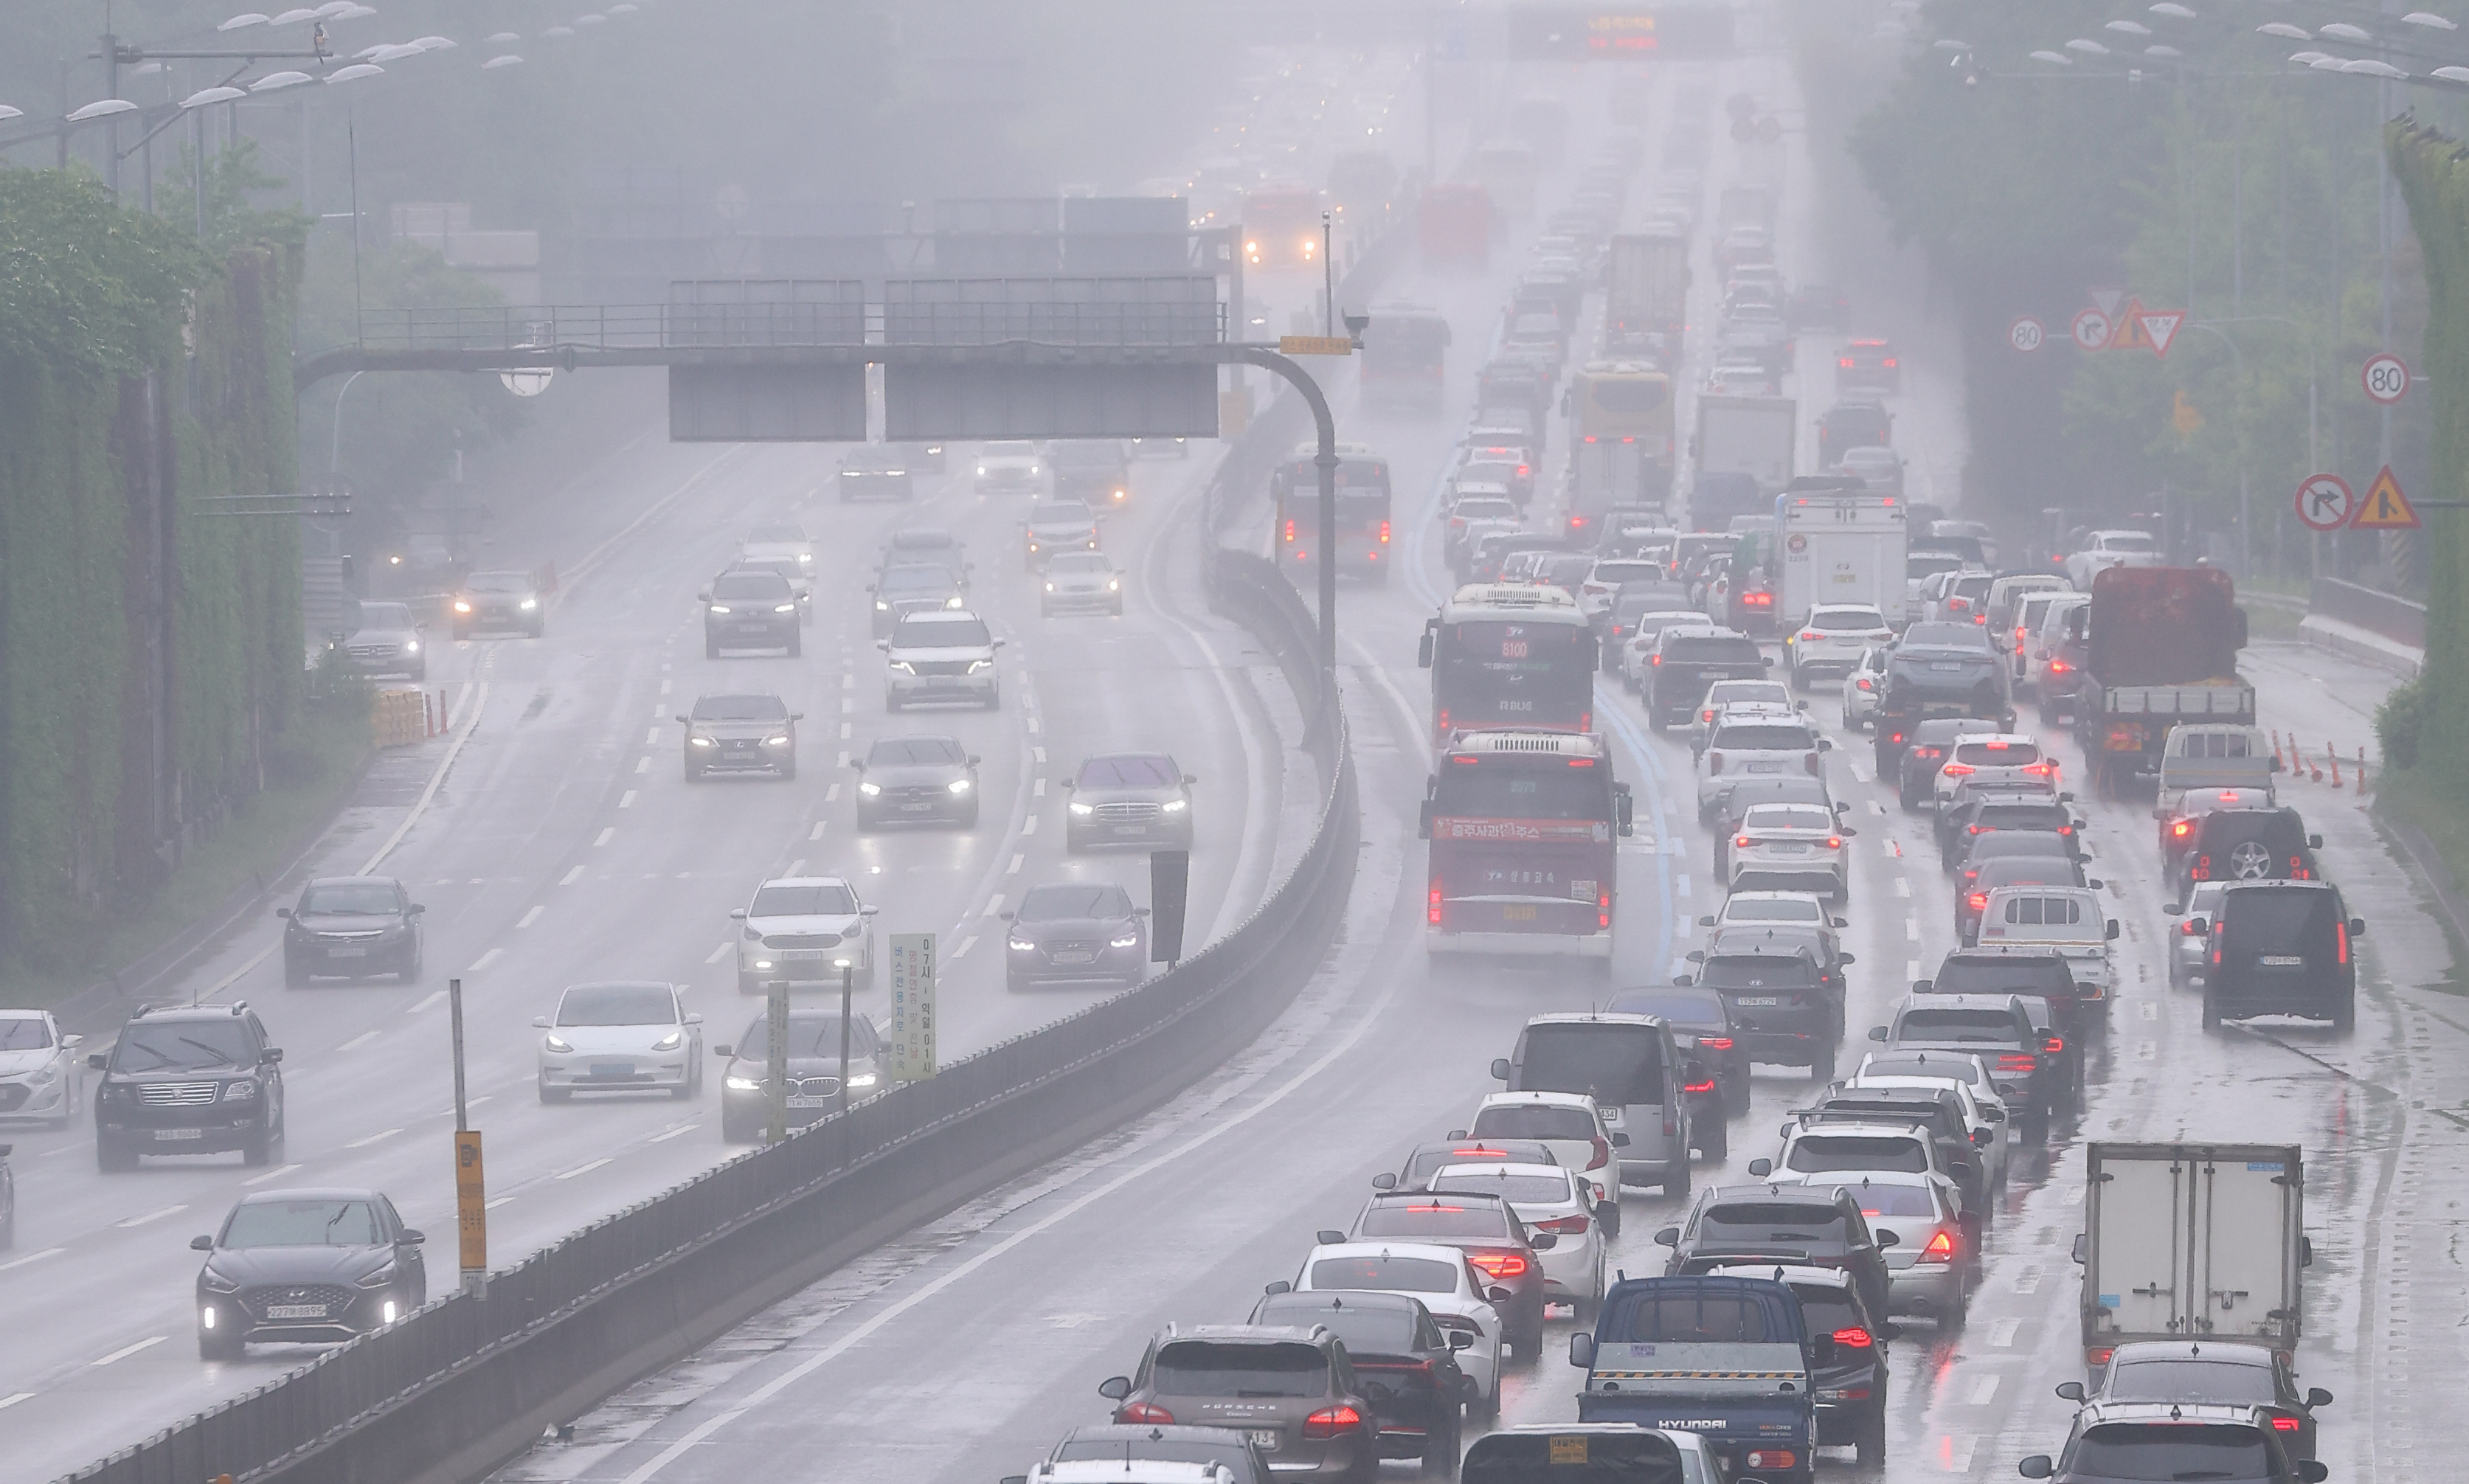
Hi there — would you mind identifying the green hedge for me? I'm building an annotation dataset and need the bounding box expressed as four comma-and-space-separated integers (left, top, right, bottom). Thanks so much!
2388, 121, 2469, 788
0, 165, 307, 977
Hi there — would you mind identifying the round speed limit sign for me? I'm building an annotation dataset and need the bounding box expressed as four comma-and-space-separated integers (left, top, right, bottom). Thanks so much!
2362, 352, 2411, 406
2009, 316, 2046, 354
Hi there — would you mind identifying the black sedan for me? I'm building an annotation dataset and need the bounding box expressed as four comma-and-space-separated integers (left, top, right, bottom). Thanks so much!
1610, 984, 1751, 1117
1064, 752, 1195, 853
702, 568, 802, 657
193, 1188, 426, 1358
852, 734, 980, 829
1002, 882, 1149, 990
681, 693, 800, 780
280, 876, 425, 986
714, 1009, 884, 1143
1250, 1291, 1469, 1471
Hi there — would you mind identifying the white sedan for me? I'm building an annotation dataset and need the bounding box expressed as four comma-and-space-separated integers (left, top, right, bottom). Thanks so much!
1429, 1161, 1608, 1318
1784, 603, 1892, 688
1727, 801, 1852, 901
534, 981, 704, 1102
1278, 1239, 1507, 1419
0, 1009, 83, 1126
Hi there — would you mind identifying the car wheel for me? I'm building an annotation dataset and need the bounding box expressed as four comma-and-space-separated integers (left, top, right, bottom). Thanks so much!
2201, 993, 2223, 1032
721, 1114, 755, 1144
1812, 1047, 1838, 1082
409, 662, 426, 682
1663, 1159, 1689, 1198
684, 761, 702, 782
1005, 971, 1029, 993
1110, 600, 1124, 616
199, 1327, 244, 1362
673, 1067, 699, 1100
399, 940, 423, 984
705, 637, 721, 659
1855, 1405, 1888, 1466
1422, 1410, 1461, 1477
886, 693, 902, 712
961, 803, 980, 829
243, 1120, 278, 1167
2333, 994, 2355, 1032
1697, 1117, 1728, 1162
97, 1134, 136, 1173
528, 619, 544, 638
1647, 712, 1666, 733
737, 971, 762, 994
778, 759, 797, 782
539, 1078, 571, 1105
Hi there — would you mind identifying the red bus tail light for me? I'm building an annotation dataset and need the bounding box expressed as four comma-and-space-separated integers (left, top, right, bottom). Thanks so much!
1380, 521, 1391, 544
1599, 889, 1612, 931
1427, 880, 1444, 926
1967, 892, 1988, 911
1683, 1078, 1717, 1095
1284, 519, 1295, 543
1745, 1453, 1797, 1472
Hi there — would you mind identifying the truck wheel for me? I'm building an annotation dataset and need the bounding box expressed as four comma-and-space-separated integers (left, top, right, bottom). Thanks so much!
1697, 1117, 1728, 1162
1855, 1406, 1888, 1466
1662, 1162, 1690, 1199
2332, 994, 2355, 1033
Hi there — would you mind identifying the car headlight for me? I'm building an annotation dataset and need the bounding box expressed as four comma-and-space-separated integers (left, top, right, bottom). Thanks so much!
875, 600, 889, 611
520, 597, 538, 609
690, 735, 716, 748
544, 1035, 573, 1053
946, 596, 964, 608
1069, 801, 1095, 816
1045, 583, 1056, 592
453, 600, 472, 613
355, 1261, 399, 1289
223, 1078, 258, 1102
708, 603, 733, 614
726, 1074, 763, 1091
652, 1030, 683, 1052
886, 469, 905, 476
859, 781, 882, 796
765, 734, 792, 747
29, 1063, 55, 1084
1110, 932, 1141, 949
752, 958, 774, 969
1027, 541, 1039, 552
404, 640, 419, 653
1162, 798, 1188, 812
967, 658, 993, 673
1028, 464, 1039, 474
846, 1072, 879, 1089
948, 778, 972, 794
774, 603, 796, 614
1108, 580, 1119, 591
1008, 937, 1037, 952
797, 553, 813, 563
890, 660, 915, 674
201, 1266, 240, 1294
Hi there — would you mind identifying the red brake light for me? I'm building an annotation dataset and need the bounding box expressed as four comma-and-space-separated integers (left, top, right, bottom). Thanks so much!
1832, 1326, 1875, 1347
2049, 659, 2071, 673
1684, 1078, 1717, 1095
1920, 1230, 1958, 1263
1883, 358, 1897, 367
2087, 1346, 2115, 1366
1698, 1037, 1733, 1050
1380, 521, 1391, 544
1826, 836, 1842, 850
2045, 1036, 2065, 1055
1303, 1405, 1364, 1439
1745, 1453, 1797, 1472
1997, 1053, 2037, 1072
2181, 918, 2200, 936
1737, 835, 1753, 849
2172, 820, 2193, 838
1118, 1401, 1175, 1424
2271, 1417, 2302, 1433
1986, 740, 2010, 750
1284, 519, 1295, 542
1586, 1136, 1610, 1171
1942, 762, 1974, 776
1466, 1251, 1530, 1279
1535, 1213, 1591, 1234
1703, 708, 1716, 722
1967, 893, 1988, 910
2337, 920, 2349, 965
1428, 880, 1444, 926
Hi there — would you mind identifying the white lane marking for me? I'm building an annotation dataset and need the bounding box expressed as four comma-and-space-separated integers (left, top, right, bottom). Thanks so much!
561, 864, 587, 886
650, 1123, 699, 1143
1008, 854, 1023, 875
91, 1336, 167, 1367
2015, 1265, 2045, 1294
620, 791, 637, 809
114, 1204, 187, 1229
518, 905, 546, 929
1033, 778, 1046, 797
659, 678, 672, 695
839, 723, 851, 739
984, 894, 1005, 917
471, 947, 505, 971
1942, 1435, 1979, 1474
786, 859, 805, 876
840, 696, 854, 714
595, 828, 616, 847
652, 704, 667, 719
347, 1127, 402, 1148
949, 935, 974, 960
0, 1392, 33, 1410
1893, 877, 1911, 898
243, 1162, 303, 1187
339, 1030, 381, 1052
0, 1249, 64, 1272
1967, 1376, 2000, 1405
706, 942, 731, 964
1675, 873, 1690, 895
809, 821, 827, 840
610, 923, 1410, 1484
645, 727, 661, 745
841, 673, 852, 690
1033, 746, 1046, 764
1906, 918, 1921, 941
825, 784, 841, 803
1026, 715, 1040, 734
1022, 816, 1038, 836
2138, 1041, 2158, 1061
1989, 1317, 2022, 1348
1907, 959, 1922, 980
557, 1157, 614, 1180
485, 1196, 516, 1210
635, 757, 650, 774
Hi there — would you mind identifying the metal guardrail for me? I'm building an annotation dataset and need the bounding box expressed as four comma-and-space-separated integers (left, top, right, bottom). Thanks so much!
2310, 576, 2426, 649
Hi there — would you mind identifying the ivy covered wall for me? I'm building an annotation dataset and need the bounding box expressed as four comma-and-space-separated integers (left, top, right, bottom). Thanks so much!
2388, 122, 2469, 788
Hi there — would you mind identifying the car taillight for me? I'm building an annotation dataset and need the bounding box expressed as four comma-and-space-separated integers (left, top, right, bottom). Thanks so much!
1942, 762, 1974, 776
1883, 357, 1898, 367
2181, 918, 2201, 936
1703, 707, 1715, 722
2086, 1346, 2115, 1366
1428, 880, 1444, 926
1284, 519, 1295, 543
1975, 613, 1988, 624
1807, 753, 1823, 776
1684, 1078, 1716, 1095
1857, 677, 1873, 690
1997, 1053, 2037, 1072
2049, 659, 2071, 673
2172, 819, 2193, 838
1832, 1326, 1875, 1347
2025, 763, 2055, 776
1826, 836, 1842, 849
1798, 629, 1820, 643
1586, 1136, 1610, 1171
1698, 1036, 1734, 1050
1709, 754, 1724, 775
1736, 834, 1753, 849
2271, 1416, 2302, 1433
1920, 1230, 1958, 1263
1467, 1251, 1530, 1279
1745, 1452, 1797, 1471
1599, 888, 1611, 932
1536, 1213, 1591, 1235
2045, 1036, 2066, 1055
1838, 357, 1854, 369
1967, 893, 1987, 910
1745, 592, 1772, 606
1890, 732, 1905, 744
1303, 1405, 1364, 1439
1118, 1401, 1174, 1424
2337, 920, 2349, 965
1379, 521, 1391, 544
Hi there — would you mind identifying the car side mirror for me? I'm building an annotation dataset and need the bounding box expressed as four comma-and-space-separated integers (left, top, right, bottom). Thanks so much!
275, 906, 292, 918
1610, 1131, 1630, 1148
263, 1048, 283, 1064
1490, 1057, 1511, 1081
398, 1229, 426, 1244
2190, 918, 2210, 935
713, 1044, 733, 1059
1530, 1231, 1559, 1251
1486, 1286, 1514, 1304
2055, 1381, 2087, 1402
1371, 1171, 1396, 1190
1133, 907, 1151, 917
1866, 1026, 1888, 1042
684, 1013, 702, 1025
1653, 1225, 1680, 1247
1698, 915, 1717, 927
1570, 1332, 1597, 1367
1874, 1230, 1900, 1249
88, 1053, 107, 1070
1062, 780, 1075, 790
1672, 974, 1694, 988
1098, 1376, 1132, 1401
2106, 919, 2121, 940
1317, 1229, 1348, 1246
2165, 902, 2184, 916
60, 1033, 80, 1049
2306, 1386, 2333, 1407
2086, 878, 2105, 890
730, 908, 749, 920
1685, 950, 1706, 963
2018, 1457, 2055, 1480
1913, 979, 1933, 993
875, 639, 889, 651
860, 905, 880, 916
532, 1016, 552, 1028
2349, 918, 2366, 937
1450, 1331, 1475, 1351
190, 1235, 214, 1252
1818, 738, 1833, 752
1761, 656, 1774, 668
2309, 833, 2324, 850
1833, 916, 1849, 928
697, 592, 711, 603
997, 911, 1014, 921
2300, 1235, 2314, 1266
1748, 1159, 1773, 1177
2072, 1232, 2088, 1263
2298, 1465, 2328, 1484
1838, 952, 1857, 965
789, 712, 804, 721
408, 903, 426, 916
968, 755, 981, 766
1838, 825, 1856, 837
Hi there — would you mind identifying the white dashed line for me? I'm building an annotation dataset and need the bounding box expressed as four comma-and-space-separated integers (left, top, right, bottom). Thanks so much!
90, 1337, 167, 1367
1989, 1317, 2022, 1348
1893, 878, 1911, 898
1008, 854, 1023, 875
561, 864, 587, 886
595, 828, 616, 847
825, 784, 840, 802
635, 757, 650, 774
115, 1204, 187, 1229
645, 727, 661, 745
347, 1127, 402, 1148
1033, 778, 1045, 797
1905, 918, 1921, 941
984, 895, 1005, 917
620, 791, 637, 808
485, 1196, 516, 1210
1033, 746, 1047, 764
0, 1391, 33, 1410
0, 1249, 63, 1272
652, 704, 667, 719
810, 821, 827, 839
556, 1157, 613, 1180
1966, 1376, 2000, 1405
949, 935, 975, 960
471, 947, 505, 971
787, 859, 806, 876
649, 1123, 699, 1143
518, 905, 546, 929
706, 942, 731, 964
242, 1163, 303, 1187
339, 1030, 381, 1051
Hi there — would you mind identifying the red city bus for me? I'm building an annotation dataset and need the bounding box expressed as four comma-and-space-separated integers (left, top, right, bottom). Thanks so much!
1417, 585, 1597, 746
1272, 443, 1393, 583
1242, 184, 1326, 270
1420, 729, 1633, 960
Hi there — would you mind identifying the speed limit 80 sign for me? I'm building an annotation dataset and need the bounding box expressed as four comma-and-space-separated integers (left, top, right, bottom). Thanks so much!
2363, 352, 2411, 406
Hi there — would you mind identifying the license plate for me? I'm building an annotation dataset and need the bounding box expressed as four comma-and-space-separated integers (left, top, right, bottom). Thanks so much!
1930, 661, 1968, 671
590, 1064, 632, 1078
1734, 996, 1779, 1007
329, 946, 369, 958
1247, 1432, 1281, 1453
2260, 954, 2304, 966
1748, 761, 1784, 773
786, 1095, 831, 1108
1503, 905, 1538, 921
153, 1126, 204, 1140
900, 802, 932, 812
1112, 825, 1146, 836
1053, 950, 1095, 964
1765, 842, 1810, 855
265, 1303, 328, 1320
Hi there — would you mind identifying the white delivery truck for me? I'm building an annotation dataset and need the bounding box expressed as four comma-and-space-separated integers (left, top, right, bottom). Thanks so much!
1692, 395, 1796, 498
1777, 490, 1908, 629
2074, 1142, 2310, 1374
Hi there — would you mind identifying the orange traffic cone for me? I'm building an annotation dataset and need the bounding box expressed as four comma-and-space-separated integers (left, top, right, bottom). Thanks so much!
2329, 744, 2343, 789
2307, 749, 2324, 783
2272, 730, 2287, 771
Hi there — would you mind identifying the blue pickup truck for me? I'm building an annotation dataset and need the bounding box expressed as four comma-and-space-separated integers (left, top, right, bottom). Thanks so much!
1568, 1275, 1828, 1484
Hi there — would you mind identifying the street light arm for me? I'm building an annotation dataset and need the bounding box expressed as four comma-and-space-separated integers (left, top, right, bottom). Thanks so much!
1229, 344, 1343, 686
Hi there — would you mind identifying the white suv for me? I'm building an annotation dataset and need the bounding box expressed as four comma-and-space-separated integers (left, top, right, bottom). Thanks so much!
1931, 732, 2057, 817
882, 609, 1003, 711
733, 876, 879, 993
1695, 710, 1829, 821
1784, 603, 1892, 688
2062, 529, 2164, 589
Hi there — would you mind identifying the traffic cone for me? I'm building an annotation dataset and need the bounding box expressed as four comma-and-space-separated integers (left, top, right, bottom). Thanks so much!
2329, 743, 2343, 789
2271, 731, 2287, 771
2307, 749, 2324, 783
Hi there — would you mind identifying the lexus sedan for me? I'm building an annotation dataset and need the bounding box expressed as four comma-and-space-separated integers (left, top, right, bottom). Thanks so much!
680, 693, 800, 781
193, 1188, 426, 1358
534, 982, 704, 1102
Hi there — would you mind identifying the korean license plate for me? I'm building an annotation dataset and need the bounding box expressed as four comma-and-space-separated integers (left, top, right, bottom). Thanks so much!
1734, 996, 1779, 1007
1503, 905, 1537, 921
786, 1095, 831, 1108
153, 1127, 204, 1140
1247, 1432, 1281, 1452
2260, 954, 2304, 966
590, 1063, 632, 1079
1113, 825, 1146, 836
266, 1303, 328, 1320
328, 946, 368, 958
1748, 761, 1784, 773
900, 802, 932, 812
1053, 950, 1095, 965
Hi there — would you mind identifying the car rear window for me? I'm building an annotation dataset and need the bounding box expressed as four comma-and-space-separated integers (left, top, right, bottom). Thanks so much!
1359, 1199, 1514, 1241
1666, 636, 1765, 664
557, 985, 676, 1026
1517, 1024, 1666, 1103
866, 737, 964, 766
1590, 561, 1663, 586
2071, 1424, 2266, 1482
1431, 1170, 1577, 1206
1469, 1104, 1599, 1142
1152, 1341, 1327, 1398
1744, 806, 1834, 832
1900, 623, 1989, 649
1896, 1010, 2020, 1042
750, 882, 857, 917
1793, 1292, 1865, 1338
1712, 724, 1816, 752
1721, 897, 1823, 924
1403, 1144, 1558, 1183
1601, 1292, 1774, 1344
1310, 1255, 1460, 1294
1256, 1300, 1422, 1359
1699, 956, 1821, 991
2217, 887, 2342, 957
1697, 1202, 1847, 1243
1998, 896, 2087, 926
2097, 533, 2158, 552
1078, 756, 1179, 788
1847, 1185, 1940, 1219
1787, 1134, 1928, 1174
1807, 608, 1884, 631
1935, 957, 2074, 994
1609, 990, 1728, 1022
1706, 682, 1790, 708
1954, 741, 2041, 766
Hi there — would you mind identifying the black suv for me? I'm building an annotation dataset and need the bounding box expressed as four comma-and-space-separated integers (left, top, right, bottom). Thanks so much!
1099, 1325, 1380, 1480
1680, 950, 1842, 1081
701, 568, 802, 658
280, 875, 425, 986
91, 1002, 285, 1170
2200, 881, 2363, 1033
192, 1187, 426, 1358
1646, 628, 1770, 731
1655, 1181, 1897, 1325
1250, 1291, 1470, 1471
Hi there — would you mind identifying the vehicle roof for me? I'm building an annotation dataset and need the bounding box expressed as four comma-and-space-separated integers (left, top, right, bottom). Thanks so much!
1901, 992, 2029, 1013
893, 608, 988, 626
1446, 729, 1610, 760
1160, 1323, 1329, 1345
1036, 1463, 1232, 1484
2079, 1401, 2267, 1429
1307, 1239, 1472, 1264
754, 875, 856, 890
1428, 1161, 1575, 1185
1521, 1010, 1663, 1029
1701, 1181, 1844, 1207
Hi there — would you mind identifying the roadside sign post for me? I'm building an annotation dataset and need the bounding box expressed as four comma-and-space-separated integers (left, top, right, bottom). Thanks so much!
2009, 316, 2045, 354
2362, 353, 2411, 406
887, 933, 937, 1082
837, 961, 854, 1116
2349, 465, 2423, 530
2070, 308, 2112, 352
448, 977, 487, 1299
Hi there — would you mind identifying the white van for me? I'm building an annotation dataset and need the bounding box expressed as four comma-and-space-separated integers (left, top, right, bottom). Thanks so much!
2154, 723, 2276, 822
1974, 884, 2118, 992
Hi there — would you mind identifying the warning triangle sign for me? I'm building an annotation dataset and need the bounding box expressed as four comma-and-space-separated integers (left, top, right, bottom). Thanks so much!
2137, 308, 2185, 359
2350, 465, 2421, 529
2109, 298, 2153, 353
